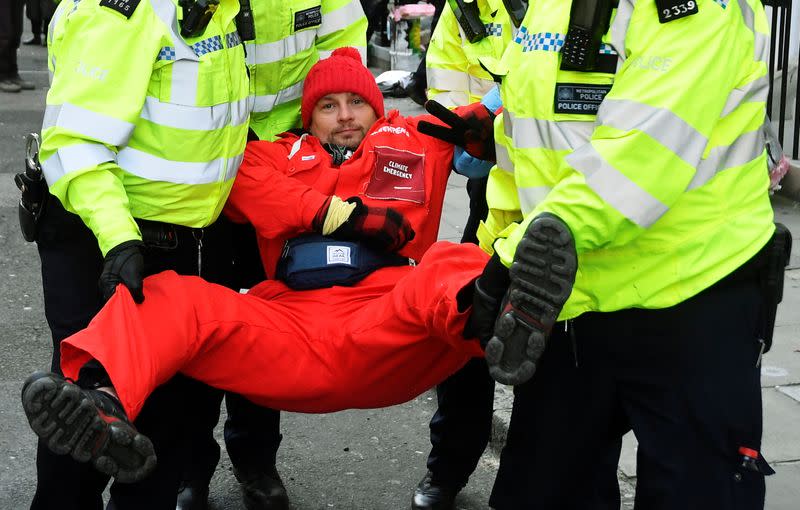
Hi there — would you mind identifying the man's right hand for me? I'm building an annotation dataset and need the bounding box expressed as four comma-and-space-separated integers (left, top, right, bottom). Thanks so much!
417, 100, 497, 161
98, 240, 145, 303
316, 196, 415, 252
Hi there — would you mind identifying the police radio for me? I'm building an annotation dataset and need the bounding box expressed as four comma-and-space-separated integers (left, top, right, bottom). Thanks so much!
236, 0, 256, 41
561, 0, 614, 71
447, 0, 487, 43
501, 0, 527, 28
179, 0, 219, 38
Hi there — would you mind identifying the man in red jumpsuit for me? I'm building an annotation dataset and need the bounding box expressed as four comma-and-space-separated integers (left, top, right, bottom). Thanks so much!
21, 48, 577, 484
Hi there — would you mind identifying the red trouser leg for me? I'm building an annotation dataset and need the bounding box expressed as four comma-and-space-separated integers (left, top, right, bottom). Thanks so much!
61, 242, 487, 420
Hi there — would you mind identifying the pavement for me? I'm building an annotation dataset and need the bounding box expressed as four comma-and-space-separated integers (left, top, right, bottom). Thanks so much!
0, 41, 798, 509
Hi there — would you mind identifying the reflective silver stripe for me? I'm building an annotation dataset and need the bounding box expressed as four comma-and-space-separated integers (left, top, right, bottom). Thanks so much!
427, 90, 468, 108
721, 75, 769, 117
318, 0, 365, 38
567, 143, 668, 228
427, 68, 470, 94
609, 0, 635, 63
598, 99, 707, 166
506, 110, 594, 151
754, 32, 769, 64
495, 141, 514, 173
42, 103, 135, 146
169, 60, 200, 106
318, 45, 367, 62
687, 128, 765, 190
117, 147, 243, 185
253, 80, 305, 113
41, 143, 116, 184
469, 74, 497, 97
518, 186, 553, 212
245, 31, 316, 66
48, 2, 66, 46
428, 68, 494, 97
140, 96, 251, 130
737, 0, 769, 63
737, 0, 754, 32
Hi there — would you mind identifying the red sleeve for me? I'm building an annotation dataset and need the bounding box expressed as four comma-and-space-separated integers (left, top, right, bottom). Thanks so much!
224, 141, 330, 240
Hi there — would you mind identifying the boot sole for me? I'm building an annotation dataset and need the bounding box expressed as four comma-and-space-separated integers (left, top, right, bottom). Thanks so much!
485, 216, 577, 385
21, 371, 156, 483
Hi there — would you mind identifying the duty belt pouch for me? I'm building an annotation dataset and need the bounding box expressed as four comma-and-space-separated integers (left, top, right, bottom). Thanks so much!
15, 174, 49, 242
135, 219, 178, 250
275, 234, 408, 290
760, 223, 792, 353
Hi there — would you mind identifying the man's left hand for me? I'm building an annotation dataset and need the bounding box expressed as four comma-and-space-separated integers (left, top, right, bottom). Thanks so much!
330, 197, 415, 252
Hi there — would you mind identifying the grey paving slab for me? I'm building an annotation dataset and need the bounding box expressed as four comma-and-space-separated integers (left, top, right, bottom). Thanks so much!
761, 388, 800, 464
766, 461, 800, 509
761, 323, 800, 387
777, 384, 800, 402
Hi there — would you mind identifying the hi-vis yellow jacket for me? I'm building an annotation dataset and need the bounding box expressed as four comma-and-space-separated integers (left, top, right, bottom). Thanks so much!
246, 0, 367, 140
41, 0, 251, 255
481, 0, 775, 318
425, 0, 512, 106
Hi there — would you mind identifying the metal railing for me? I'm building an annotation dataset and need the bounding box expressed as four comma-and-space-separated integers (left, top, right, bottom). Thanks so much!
764, 0, 799, 159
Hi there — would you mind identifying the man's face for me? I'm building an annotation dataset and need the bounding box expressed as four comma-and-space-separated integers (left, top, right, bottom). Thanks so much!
309, 92, 378, 149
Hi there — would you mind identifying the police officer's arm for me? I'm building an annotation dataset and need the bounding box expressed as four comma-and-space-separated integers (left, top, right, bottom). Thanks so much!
315, 0, 368, 60
493, 0, 768, 265
425, 2, 474, 107
40, 3, 161, 256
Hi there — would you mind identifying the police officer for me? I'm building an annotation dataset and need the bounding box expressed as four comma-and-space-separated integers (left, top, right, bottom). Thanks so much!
175, 1, 368, 509
422, 0, 786, 507
409, 1, 511, 508
30, 0, 251, 508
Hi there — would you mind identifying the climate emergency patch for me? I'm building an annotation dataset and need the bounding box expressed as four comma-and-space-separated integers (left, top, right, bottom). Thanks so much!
366, 146, 425, 203
294, 6, 322, 31
99, 0, 140, 18
554, 83, 611, 115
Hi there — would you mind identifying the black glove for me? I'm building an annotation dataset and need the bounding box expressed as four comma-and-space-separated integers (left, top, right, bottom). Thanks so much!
463, 254, 510, 348
98, 240, 145, 304
330, 197, 415, 253
417, 100, 497, 161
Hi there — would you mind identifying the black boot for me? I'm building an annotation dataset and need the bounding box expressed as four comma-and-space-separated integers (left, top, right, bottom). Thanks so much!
21, 371, 156, 483
176, 479, 210, 510
411, 471, 461, 510
484, 213, 577, 385
234, 465, 289, 510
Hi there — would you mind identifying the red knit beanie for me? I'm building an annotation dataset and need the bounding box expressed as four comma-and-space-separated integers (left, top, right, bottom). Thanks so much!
301, 47, 385, 128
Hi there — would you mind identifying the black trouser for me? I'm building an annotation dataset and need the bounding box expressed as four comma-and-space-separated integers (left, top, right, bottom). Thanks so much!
32, 198, 234, 510
423, 176, 493, 487
0, 0, 24, 78
180, 221, 283, 486
24, 0, 54, 39
490, 266, 771, 509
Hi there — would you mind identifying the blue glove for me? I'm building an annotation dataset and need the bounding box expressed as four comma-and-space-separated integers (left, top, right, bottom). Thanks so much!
480, 85, 502, 113
452, 86, 503, 178
453, 146, 493, 178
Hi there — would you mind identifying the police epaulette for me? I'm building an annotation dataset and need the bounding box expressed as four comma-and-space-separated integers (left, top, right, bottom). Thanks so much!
99, 0, 141, 19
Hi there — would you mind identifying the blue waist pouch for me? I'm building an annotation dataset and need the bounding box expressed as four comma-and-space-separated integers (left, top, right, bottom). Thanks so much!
275, 234, 410, 290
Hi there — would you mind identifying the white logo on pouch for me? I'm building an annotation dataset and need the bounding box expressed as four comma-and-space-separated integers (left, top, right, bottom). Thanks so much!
326, 246, 351, 265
